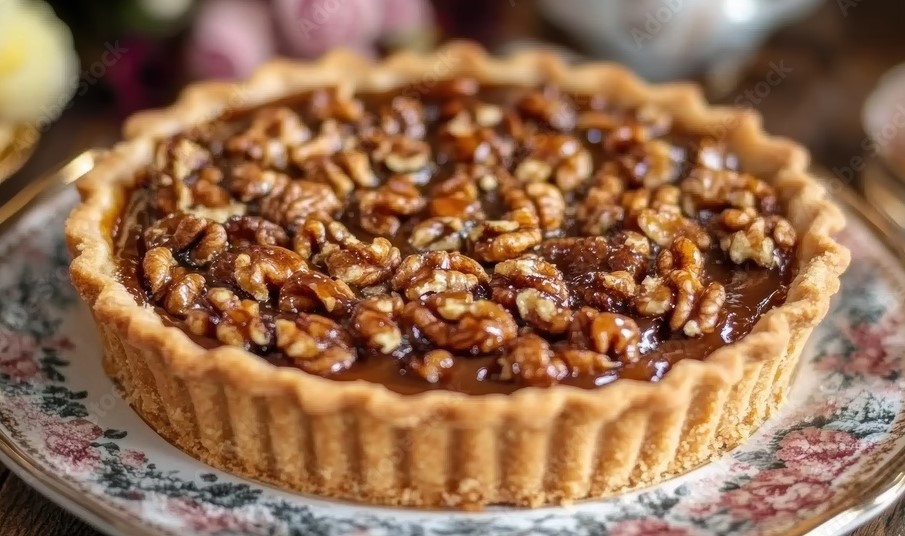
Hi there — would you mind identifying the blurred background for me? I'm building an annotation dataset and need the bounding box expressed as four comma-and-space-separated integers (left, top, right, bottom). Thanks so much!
2, 0, 905, 212
2, 0, 905, 532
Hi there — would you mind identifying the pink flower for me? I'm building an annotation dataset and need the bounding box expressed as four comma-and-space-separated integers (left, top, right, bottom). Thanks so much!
51, 337, 75, 351
609, 519, 697, 536
166, 498, 254, 532
273, 0, 383, 57
776, 427, 860, 479
188, 0, 277, 79
817, 320, 902, 378
0, 329, 39, 380
0, 328, 36, 359
721, 468, 833, 521
121, 449, 147, 469
44, 419, 104, 474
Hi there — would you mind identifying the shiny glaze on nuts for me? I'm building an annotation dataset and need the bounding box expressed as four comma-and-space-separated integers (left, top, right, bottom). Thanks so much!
114, 82, 796, 395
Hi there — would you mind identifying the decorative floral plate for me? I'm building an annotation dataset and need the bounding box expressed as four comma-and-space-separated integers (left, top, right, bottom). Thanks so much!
1, 186, 904, 536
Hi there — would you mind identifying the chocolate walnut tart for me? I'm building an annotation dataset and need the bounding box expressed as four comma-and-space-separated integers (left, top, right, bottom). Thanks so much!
67, 44, 849, 508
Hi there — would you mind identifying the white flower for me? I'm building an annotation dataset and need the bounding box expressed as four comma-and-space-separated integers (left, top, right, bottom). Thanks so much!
0, 0, 79, 124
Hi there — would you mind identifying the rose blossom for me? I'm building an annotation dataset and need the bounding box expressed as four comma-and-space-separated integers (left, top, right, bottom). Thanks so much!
816, 321, 902, 379
44, 418, 104, 474
609, 519, 697, 536
721, 468, 833, 520
776, 427, 860, 480
0, 328, 39, 380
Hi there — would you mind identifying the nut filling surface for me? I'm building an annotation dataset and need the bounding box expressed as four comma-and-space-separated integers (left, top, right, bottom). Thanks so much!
115, 81, 796, 395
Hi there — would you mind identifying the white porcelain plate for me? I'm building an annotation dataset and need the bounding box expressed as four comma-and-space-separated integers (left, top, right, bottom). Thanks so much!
1, 187, 904, 536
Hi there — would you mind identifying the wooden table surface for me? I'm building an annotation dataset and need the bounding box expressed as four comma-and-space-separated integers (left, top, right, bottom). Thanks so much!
3, 2, 905, 534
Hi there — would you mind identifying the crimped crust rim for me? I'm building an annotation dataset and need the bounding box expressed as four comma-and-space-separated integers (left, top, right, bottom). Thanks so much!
65, 42, 850, 427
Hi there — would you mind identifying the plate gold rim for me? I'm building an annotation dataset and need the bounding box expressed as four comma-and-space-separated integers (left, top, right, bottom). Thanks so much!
0, 123, 40, 185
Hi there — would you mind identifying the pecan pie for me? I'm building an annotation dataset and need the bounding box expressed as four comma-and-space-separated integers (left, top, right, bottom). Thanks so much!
66, 43, 849, 508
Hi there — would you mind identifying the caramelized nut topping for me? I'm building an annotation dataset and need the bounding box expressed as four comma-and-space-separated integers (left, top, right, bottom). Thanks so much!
392, 251, 489, 301
275, 316, 357, 374
120, 80, 798, 393
402, 292, 517, 354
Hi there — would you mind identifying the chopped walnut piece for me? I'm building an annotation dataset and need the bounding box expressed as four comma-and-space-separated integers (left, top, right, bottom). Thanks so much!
682, 168, 778, 215
515, 289, 573, 334
409, 350, 455, 383
149, 173, 192, 215
657, 237, 704, 277
719, 208, 796, 268
637, 139, 680, 188
192, 166, 231, 208
357, 175, 426, 236
499, 335, 568, 387
578, 173, 625, 234
291, 218, 353, 262
225, 107, 311, 168
607, 235, 650, 281
278, 271, 356, 317
538, 236, 610, 276
289, 123, 344, 164
351, 294, 405, 354
429, 171, 483, 219
403, 291, 517, 354
409, 217, 466, 252
142, 247, 178, 300
385, 141, 431, 173
206, 287, 272, 348
439, 113, 514, 165
174, 217, 228, 267
365, 134, 431, 174
153, 137, 210, 182
163, 273, 207, 317
308, 86, 364, 123
635, 276, 675, 316
228, 163, 288, 203
682, 282, 726, 337
524, 183, 566, 232
324, 237, 402, 287
274, 316, 356, 374
224, 215, 289, 247
514, 158, 552, 183
142, 213, 228, 267
556, 148, 593, 192
573, 270, 637, 312
604, 123, 649, 154
516, 89, 576, 131
335, 149, 378, 188
470, 208, 542, 262
491, 256, 570, 309
636, 207, 712, 250
379, 95, 426, 138
569, 308, 641, 365
516, 133, 592, 192
208, 246, 307, 302
303, 156, 356, 198
392, 251, 489, 301
635, 269, 726, 337
260, 180, 342, 227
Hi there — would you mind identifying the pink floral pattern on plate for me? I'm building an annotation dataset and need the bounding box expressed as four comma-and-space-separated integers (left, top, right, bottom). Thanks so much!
0, 190, 904, 536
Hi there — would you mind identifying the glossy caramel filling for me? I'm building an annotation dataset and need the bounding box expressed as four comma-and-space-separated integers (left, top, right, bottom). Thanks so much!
114, 81, 795, 395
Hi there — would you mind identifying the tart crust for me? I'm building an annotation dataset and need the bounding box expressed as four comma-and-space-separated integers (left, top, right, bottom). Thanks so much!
66, 42, 850, 508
